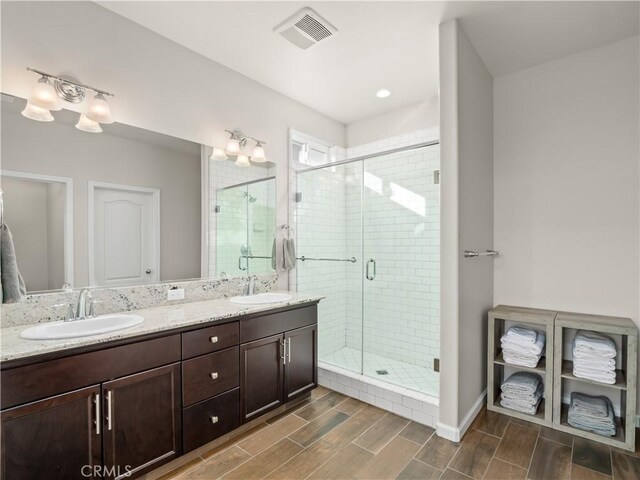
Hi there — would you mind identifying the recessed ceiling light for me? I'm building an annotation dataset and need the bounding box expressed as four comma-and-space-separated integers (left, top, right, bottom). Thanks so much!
376, 89, 391, 98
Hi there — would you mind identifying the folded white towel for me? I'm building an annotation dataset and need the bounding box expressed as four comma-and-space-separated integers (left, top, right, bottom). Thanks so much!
572, 356, 616, 369
503, 351, 541, 368
501, 331, 545, 356
573, 367, 616, 384
573, 331, 616, 358
501, 396, 542, 415
505, 327, 537, 344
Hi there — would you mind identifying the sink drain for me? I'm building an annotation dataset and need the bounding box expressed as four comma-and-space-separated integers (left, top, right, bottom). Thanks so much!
376, 369, 388, 375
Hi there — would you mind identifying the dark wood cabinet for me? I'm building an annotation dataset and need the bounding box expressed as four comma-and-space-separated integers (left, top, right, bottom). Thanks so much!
284, 324, 318, 401
1, 302, 318, 479
239, 308, 318, 423
102, 363, 181, 479
240, 334, 285, 422
1, 385, 102, 480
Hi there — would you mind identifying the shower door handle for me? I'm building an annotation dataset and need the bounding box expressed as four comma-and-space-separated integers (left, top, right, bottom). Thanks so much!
365, 258, 376, 281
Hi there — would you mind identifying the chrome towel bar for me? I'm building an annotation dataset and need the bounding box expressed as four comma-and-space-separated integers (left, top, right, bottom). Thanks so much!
298, 256, 357, 263
464, 250, 499, 258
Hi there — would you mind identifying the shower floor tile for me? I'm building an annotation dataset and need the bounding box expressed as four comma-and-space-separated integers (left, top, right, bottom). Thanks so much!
320, 347, 439, 397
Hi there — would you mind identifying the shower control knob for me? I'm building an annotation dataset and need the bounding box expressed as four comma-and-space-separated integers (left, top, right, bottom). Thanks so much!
145, 269, 152, 274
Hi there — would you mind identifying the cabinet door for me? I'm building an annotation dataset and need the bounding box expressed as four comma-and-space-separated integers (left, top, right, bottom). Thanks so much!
284, 324, 318, 401
1, 385, 101, 480
102, 363, 181, 479
240, 334, 284, 422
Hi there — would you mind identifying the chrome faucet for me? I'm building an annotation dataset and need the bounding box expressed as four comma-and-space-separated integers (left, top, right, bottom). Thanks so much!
243, 275, 257, 296
75, 288, 94, 320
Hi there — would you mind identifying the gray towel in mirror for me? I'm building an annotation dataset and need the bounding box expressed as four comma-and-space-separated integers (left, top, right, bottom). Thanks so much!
271, 238, 276, 270
282, 238, 297, 270
0, 223, 26, 303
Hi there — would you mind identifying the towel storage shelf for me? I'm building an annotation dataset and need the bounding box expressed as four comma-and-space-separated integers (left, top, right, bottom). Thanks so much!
487, 305, 637, 452
488, 306, 556, 427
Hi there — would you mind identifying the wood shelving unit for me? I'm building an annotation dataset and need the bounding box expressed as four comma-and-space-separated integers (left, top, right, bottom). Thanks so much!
488, 305, 556, 427
553, 311, 636, 451
488, 305, 637, 452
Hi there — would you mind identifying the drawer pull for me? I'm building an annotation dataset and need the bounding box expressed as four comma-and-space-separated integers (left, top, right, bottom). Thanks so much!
210, 372, 219, 380
210, 336, 218, 344
210, 416, 219, 424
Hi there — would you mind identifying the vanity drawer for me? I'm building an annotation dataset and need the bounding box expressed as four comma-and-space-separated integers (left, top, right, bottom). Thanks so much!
182, 388, 240, 453
1, 335, 181, 409
182, 347, 239, 407
182, 322, 239, 359
240, 305, 317, 343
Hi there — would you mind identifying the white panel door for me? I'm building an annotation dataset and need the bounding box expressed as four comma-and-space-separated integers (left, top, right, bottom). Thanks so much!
90, 184, 159, 286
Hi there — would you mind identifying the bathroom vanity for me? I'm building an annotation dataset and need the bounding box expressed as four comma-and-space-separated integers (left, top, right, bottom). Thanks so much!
0, 297, 319, 480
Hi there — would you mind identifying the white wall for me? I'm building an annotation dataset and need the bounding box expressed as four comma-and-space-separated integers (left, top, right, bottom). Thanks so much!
346, 98, 439, 147
438, 19, 494, 440
1, 1, 346, 290
494, 36, 640, 406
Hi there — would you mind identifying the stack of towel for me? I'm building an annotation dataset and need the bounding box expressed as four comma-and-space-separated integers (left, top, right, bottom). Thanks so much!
500, 327, 546, 368
568, 392, 617, 436
500, 372, 543, 415
572, 331, 617, 384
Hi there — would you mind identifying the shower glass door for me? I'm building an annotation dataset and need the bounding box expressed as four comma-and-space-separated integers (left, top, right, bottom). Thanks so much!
362, 145, 440, 396
294, 143, 440, 396
295, 162, 363, 375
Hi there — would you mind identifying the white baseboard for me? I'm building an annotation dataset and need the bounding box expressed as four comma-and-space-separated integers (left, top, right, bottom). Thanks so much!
436, 390, 487, 442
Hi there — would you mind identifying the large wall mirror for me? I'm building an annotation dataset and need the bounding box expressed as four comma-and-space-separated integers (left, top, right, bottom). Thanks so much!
1, 93, 276, 295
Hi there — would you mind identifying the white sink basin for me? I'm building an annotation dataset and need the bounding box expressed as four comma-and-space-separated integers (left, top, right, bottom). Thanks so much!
229, 293, 292, 305
20, 314, 144, 340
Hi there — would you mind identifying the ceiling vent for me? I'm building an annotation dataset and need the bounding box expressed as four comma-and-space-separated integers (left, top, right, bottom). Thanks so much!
274, 7, 337, 50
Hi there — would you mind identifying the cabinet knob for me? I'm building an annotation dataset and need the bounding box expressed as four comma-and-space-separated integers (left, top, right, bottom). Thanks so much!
210, 372, 218, 380
210, 336, 218, 344
210, 416, 219, 424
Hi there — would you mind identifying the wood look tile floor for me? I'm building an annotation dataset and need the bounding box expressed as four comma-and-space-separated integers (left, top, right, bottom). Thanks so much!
158, 387, 640, 480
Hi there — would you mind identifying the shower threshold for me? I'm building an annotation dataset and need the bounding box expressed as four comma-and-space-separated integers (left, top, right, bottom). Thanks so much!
318, 348, 439, 427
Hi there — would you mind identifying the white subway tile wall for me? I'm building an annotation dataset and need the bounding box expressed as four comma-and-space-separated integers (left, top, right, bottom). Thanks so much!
293, 128, 440, 403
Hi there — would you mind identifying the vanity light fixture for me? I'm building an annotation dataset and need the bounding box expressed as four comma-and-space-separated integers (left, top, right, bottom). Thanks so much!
235, 154, 251, 167
28, 76, 61, 111
210, 148, 228, 161
22, 67, 115, 130
75, 114, 103, 133
213, 130, 268, 166
21, 101, 55, 122
251, 141, 267, 163
86, 93, 113, 124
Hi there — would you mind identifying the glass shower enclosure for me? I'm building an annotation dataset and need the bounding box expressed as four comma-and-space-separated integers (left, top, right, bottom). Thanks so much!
215, 177, 276, 276
294, 143, 440, 397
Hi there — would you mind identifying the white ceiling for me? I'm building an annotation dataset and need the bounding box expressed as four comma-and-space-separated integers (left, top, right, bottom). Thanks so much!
99, 1, 639, 125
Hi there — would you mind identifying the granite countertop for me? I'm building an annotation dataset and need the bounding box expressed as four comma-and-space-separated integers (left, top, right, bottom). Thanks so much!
0, 291, 324, 363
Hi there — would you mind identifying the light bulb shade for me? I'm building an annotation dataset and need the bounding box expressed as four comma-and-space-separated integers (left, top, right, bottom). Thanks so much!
75, 114, 103, 133
251, 145, 267, 163
235, 154, 251, 167
210, 147, 228, 161
86, 93, 113, 124
225, 138, 241, 155
30, 77, 61, 110
21, 101, 54, 122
